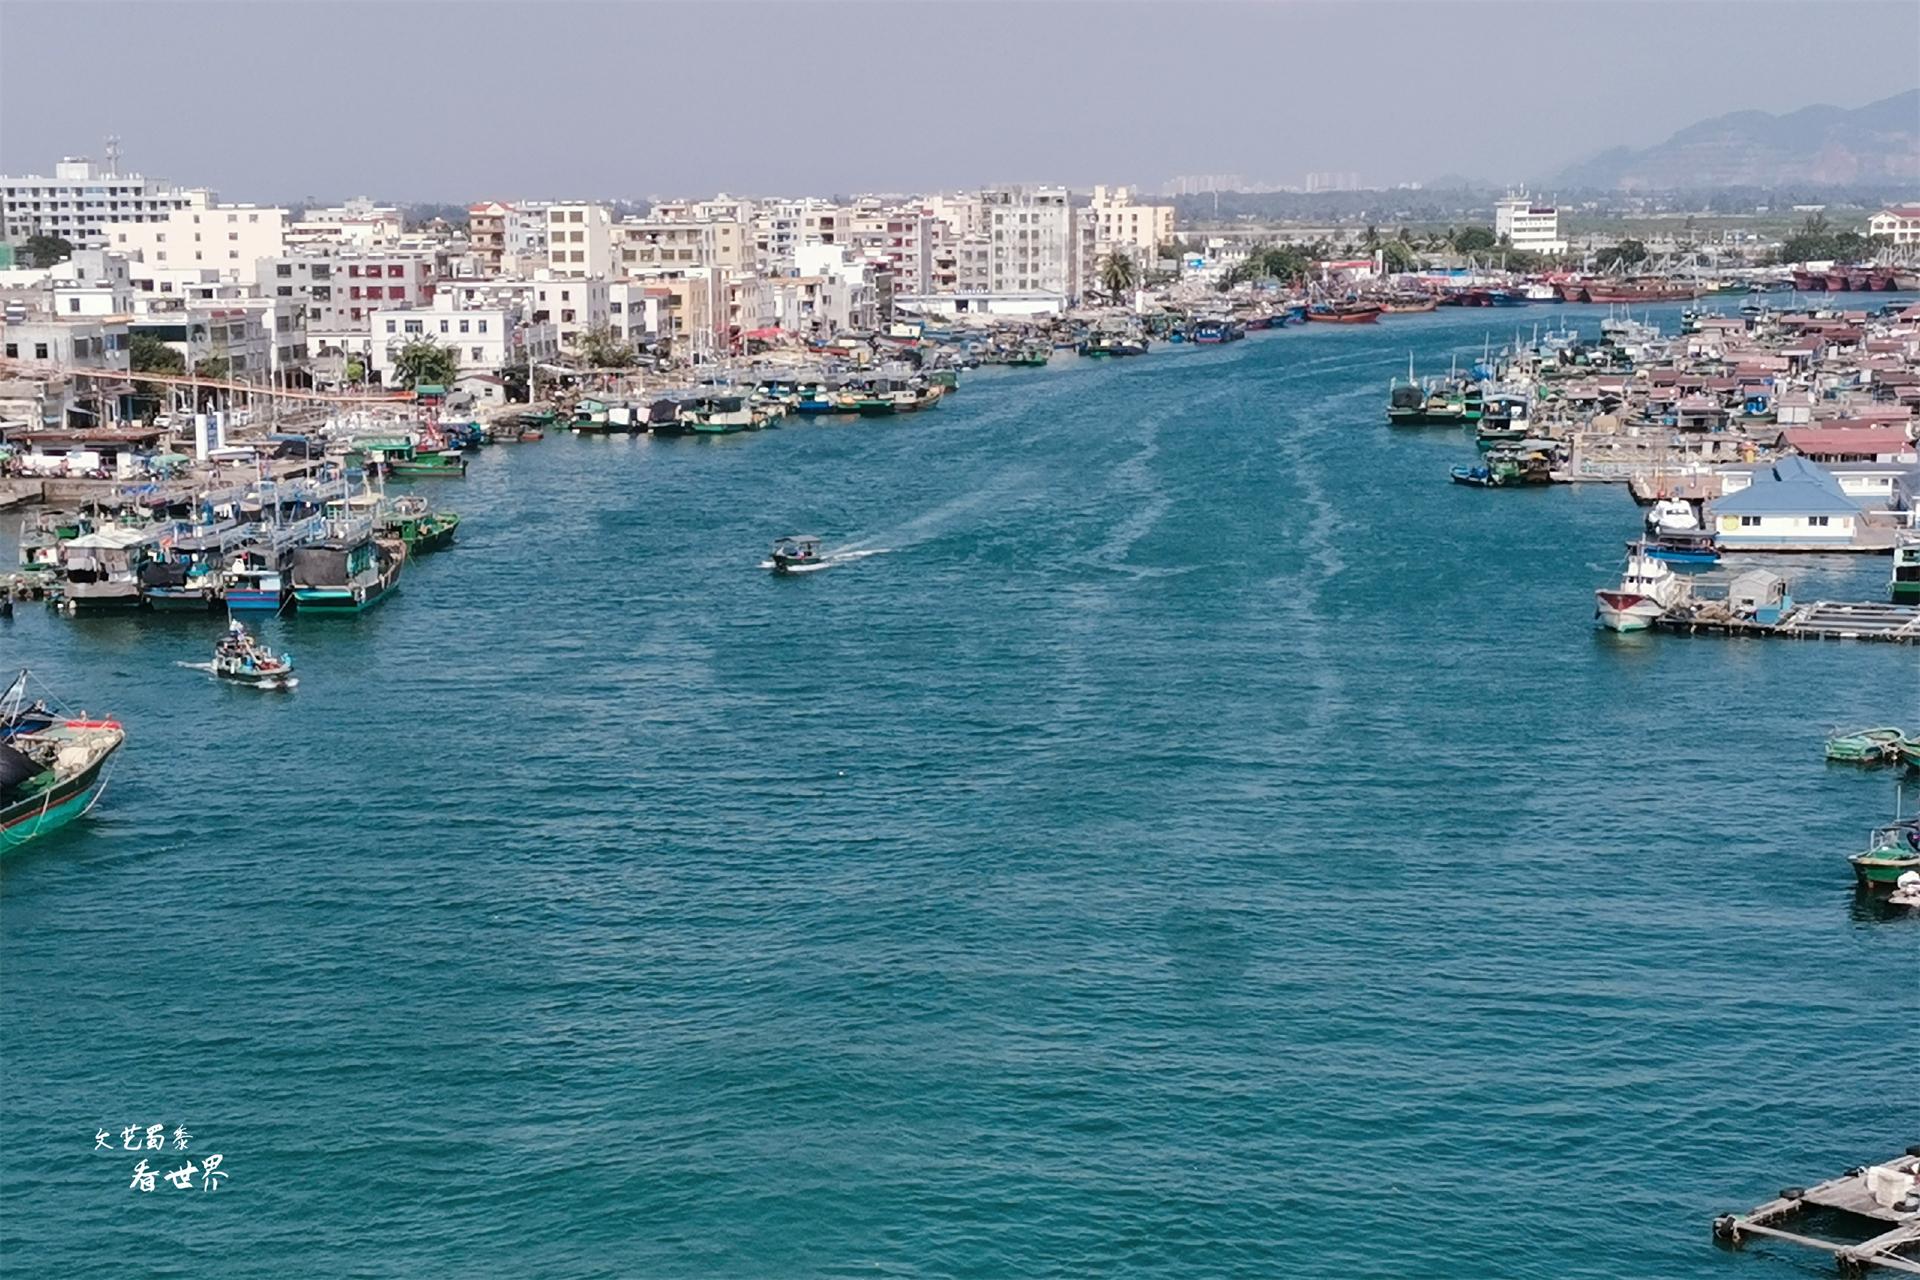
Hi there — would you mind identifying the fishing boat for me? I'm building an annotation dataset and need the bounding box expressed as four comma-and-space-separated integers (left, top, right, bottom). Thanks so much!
184, 620, 297, 690
1892, 533, 1920, 605
59, 526, 158, 610
380, 495, 459, 554
1594, 542, 1683, 631
1824, 727, 1908, 765
1850, 818, 1920, 889
289, 518, 405, 614
1642, 531, 1721, 566
683, 394, 757, 433
767, 535, 825, 575
0, 671, 124, 853
389, 445, 468, 478
1305, 302, 1382, 324
1376, 295, 1438, 314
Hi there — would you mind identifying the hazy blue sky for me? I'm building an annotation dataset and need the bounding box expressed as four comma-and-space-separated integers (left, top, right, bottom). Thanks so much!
2, 1, 1915, 201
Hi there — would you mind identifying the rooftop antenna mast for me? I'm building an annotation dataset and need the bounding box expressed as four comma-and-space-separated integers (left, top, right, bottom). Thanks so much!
104, 135, 121, 176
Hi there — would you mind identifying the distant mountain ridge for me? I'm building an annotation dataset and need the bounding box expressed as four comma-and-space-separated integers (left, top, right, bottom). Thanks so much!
1554, 90, 1920, 189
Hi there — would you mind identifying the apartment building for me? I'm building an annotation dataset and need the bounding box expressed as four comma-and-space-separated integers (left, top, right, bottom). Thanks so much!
467, 201, 551, 275
1, 157, 204, 248
983, 186, 1072, 296
530, 274, 609, 348
546, 203, 615, 277
258, 249, 444, 356
367, 293, 557, 386
613, 218, 752, 273
104, 191, 289, 286
1089, 186, 1175, 256
1868, 206, 1920, 245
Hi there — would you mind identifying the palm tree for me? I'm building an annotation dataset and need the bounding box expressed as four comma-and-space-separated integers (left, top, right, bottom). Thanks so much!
393, 337, 459, 389
1362, 224, 1381, 250
1099, 252, 1138, 302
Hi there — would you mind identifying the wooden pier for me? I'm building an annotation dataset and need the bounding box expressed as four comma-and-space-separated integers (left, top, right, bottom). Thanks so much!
1654, 600, 1920, 644
1715, 1151, 1920, 1274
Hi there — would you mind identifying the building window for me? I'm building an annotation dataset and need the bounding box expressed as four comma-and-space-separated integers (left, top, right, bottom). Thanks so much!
388, 265, 403, 278
276, 264, 292, 277
477, 320, 487, 333
1740, 516, 1761, 527
404, 320, 423, 334
459, 319, 469, 333
1810, 515, 1830, 527
439, 320, 448, 333
34, 343, 48, 359
228, 231, 238, 241
249, 213, 258, 223
2, 344, 14, 358
561, 309, 575, 322
471, 347, 483, 361
386, 320, 397, 333
561, 290, 570, 301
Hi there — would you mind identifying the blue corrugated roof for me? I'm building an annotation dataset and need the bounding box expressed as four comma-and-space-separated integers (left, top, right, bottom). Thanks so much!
1715, 455, 1862, 517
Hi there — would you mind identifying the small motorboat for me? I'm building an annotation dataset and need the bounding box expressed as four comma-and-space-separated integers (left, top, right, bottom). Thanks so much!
767, 535, 826, 575
1825, 726, 1908, 765
1450, 464, 1506, 488
1851, 818, 1920, 889
187, 621, 298, 689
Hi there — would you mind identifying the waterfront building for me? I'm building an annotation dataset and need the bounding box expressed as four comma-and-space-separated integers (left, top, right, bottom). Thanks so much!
1867, 205, 1920, 244
1, 156, 205, 249
982, 185, 1072, 300
103, 191, 289, 287
367, 293, 557, 386
1709, 455, 1866, 549
1494, 193, 1568, 255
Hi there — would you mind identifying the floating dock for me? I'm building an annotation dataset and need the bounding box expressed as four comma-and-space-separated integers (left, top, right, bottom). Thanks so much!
1655, 600, 1920, 644
1715, 1151, 1920, 1274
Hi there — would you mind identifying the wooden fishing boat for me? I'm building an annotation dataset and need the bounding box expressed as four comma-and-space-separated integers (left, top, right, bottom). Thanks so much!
1825, 727, 1908, 765
1850, 818, 1920, 888
381, 496, 459, 554
1305, 303, 1381, 324
0, 672, 124, 853
1376, 295, 1438, 314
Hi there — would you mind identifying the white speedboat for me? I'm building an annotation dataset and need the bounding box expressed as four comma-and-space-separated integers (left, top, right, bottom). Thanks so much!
1595, 542, 1683, 631
1646, 498, 1700, 537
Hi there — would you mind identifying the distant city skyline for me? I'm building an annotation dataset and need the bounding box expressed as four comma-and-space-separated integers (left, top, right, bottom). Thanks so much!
2, 1, 1916, 204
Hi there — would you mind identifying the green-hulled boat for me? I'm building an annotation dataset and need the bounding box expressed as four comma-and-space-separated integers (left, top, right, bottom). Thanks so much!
1, 672, 124, 854
1851, 818, 1920, 888
1825, 726, 1907, 765
381, 496, 460, 554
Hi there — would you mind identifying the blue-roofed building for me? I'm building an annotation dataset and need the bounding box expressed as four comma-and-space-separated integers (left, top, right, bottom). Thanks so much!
1710, 455, 1866, 550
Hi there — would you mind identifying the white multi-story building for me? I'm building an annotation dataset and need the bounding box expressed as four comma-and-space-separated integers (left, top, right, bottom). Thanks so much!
367, 293, 557, 386
545, 203, 615, 277
530, 274, 609, 348
104, 191, 289, 286
983, 186, 1072, 298
285, 198, 403, 248
1494, 193, 1567, 255
1867, 206, 1920, 244
923, 192, 983, 242
753, 198, 842, 272
1, 156, 205, 249
466, 201, 551, 274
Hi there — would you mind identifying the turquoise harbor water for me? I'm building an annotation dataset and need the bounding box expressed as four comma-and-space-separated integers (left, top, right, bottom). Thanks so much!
3, 302, 1916, 1278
